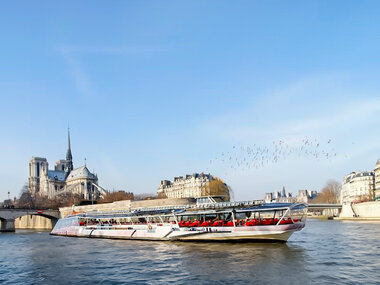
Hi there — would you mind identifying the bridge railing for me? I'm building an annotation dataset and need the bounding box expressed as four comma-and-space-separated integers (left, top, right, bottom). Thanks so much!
307, 204, 342, 208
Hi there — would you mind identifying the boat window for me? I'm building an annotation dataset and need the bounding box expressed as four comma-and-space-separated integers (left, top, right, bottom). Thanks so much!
235, 212, 247, 220
220, 213, 232, 221
54, 219, 63, 229
205, 214, 217, 221
161, 216, 176, 223
138, 217, 147, 224
290, 206, 307, 221
178, 215, 198, 222
260, 211, 276, 219
150, 216, 161, 223
212, 197, 226, 203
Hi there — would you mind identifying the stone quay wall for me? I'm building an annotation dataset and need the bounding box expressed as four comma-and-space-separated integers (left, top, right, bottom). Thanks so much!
59, 198, 196, 218
59, 200, 132, 218
340, 201, 380, 218
130, 198, 195, 210
352, 201, 380, 217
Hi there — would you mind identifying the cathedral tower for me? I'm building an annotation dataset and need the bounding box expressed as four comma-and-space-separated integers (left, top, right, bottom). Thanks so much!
28, 157, 48, 196
66, 128, 74, 173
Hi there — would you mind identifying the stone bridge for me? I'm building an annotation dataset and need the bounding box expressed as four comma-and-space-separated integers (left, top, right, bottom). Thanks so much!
307, 204, 342, 209
0, 209, 60, 232
307, 204, 342, 217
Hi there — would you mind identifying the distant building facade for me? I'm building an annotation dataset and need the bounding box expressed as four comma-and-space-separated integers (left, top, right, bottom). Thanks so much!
341, 171, 375, 205
157, 173, 230, 201
297, 189, 318, 203
28, 130, 104, 200
375, 159, 380, 200
265, 187, 317, 203
340, 159, 380, 217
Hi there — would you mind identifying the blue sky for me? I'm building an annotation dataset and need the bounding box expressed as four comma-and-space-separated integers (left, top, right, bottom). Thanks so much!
1, 1, 379, 201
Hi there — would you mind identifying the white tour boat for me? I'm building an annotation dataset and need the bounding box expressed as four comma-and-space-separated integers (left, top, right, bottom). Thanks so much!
51, 202, 307, 242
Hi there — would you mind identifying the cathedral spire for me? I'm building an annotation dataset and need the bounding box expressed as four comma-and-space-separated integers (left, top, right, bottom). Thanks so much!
66, 127, 73, 173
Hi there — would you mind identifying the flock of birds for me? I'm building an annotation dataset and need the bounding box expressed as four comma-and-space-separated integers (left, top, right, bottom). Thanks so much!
209, 137, 341, 172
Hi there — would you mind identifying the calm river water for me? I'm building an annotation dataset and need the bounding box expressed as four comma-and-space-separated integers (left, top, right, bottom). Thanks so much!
1, 219, 379, 284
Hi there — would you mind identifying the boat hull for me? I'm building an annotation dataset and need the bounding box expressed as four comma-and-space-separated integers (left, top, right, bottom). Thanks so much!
50, 202, 307, 242
173, 230, 294, 242
51, 223, 304, 242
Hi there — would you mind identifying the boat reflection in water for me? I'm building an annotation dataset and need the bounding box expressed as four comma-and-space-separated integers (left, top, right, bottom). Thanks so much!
51, 200, 307, 242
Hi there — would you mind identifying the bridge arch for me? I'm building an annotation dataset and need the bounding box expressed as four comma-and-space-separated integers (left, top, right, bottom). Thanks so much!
0, 209, 60, 232
12, 212, 58, 221
0, 216, 15, 232
13, 213, 58, 230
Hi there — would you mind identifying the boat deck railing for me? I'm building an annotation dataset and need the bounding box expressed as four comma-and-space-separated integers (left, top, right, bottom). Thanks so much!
138, 199, 265, 212
81, 199, 266, 217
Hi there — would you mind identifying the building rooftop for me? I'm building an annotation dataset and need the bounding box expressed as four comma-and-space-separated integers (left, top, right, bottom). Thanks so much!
344, 171, 374, 183
47, 170, 66, 181
30, 157, 47, 161
66, 165, 96, 182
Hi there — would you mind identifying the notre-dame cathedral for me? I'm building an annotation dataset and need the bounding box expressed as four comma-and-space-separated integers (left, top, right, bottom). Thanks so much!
28, 130, 105, 200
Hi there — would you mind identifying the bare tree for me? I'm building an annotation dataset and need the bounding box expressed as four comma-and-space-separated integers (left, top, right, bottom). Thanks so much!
357, 192, 375, 203
18, 183, 35, 209
157, 191, 167, 199
202, 178, 230, 201
19, 183, 29, 197
133, 193, 157, 201
14, 181, 99, 209
311, 179, 341, 204
53, 193, 83, 208
98, 191, 134, 204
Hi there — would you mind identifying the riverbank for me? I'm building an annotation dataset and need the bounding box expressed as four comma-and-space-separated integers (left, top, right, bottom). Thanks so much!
340, 201, 380, 218
307, 216, 332, 220
334, 217, 380, 221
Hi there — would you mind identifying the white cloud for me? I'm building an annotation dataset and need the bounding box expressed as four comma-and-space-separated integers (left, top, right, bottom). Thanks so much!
57, 43, 172, 98
200, 73, 380, 143
58, 44, 171, 55
59, 48, 94, 98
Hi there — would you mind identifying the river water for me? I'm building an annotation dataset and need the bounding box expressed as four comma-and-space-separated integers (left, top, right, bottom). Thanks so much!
0, 219, 379, 284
